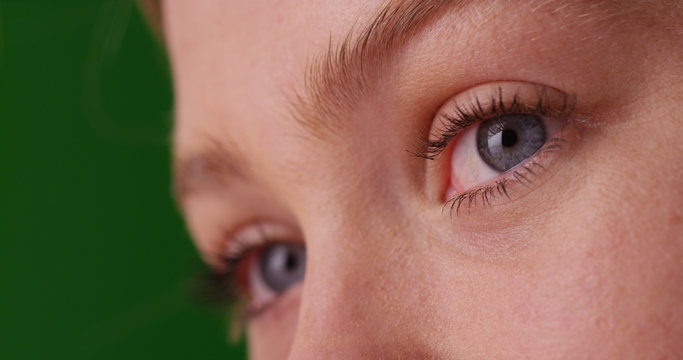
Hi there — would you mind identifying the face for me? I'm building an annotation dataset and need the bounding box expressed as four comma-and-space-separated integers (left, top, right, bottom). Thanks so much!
163, 0, 683, 358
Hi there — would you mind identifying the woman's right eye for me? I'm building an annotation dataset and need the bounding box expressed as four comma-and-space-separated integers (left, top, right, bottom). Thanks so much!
248, 242, 306, 314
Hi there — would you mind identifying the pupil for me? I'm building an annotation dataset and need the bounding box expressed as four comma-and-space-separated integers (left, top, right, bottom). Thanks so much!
285, 252, 298, 272
501, 128, 517, 147
476, 114, 547, 172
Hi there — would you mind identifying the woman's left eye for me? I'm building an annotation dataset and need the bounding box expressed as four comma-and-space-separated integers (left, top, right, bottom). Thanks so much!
448, 112, 563, 195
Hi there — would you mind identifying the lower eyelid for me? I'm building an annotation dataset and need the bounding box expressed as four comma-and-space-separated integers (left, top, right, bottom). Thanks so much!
449, 114, 567, 196
246, 264, 277, 316
444, 124, 583, 216
245, 282, 303, 325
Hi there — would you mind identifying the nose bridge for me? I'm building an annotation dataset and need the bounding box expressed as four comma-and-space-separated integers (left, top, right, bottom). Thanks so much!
286, 211, 430, 358
280, 141, 442, 358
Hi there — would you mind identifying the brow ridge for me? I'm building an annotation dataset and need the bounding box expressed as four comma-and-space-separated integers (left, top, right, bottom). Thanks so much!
173, 137, 248, 199
174, 0, 460, 201
290, 0, 459, 141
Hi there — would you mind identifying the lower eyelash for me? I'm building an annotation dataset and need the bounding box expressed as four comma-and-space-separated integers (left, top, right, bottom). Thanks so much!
444, 136, 570, 216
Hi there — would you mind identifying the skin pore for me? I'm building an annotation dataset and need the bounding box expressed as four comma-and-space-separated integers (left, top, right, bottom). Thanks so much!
163, 0, 682, 359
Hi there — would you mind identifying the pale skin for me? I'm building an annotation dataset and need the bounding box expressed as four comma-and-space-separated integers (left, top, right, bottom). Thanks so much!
162, 0, 682, 359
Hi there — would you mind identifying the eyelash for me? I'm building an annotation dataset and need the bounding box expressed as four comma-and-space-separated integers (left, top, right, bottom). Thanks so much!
446, 136, 569, 215
413, 86, 578, 215
194, 235, 268, 320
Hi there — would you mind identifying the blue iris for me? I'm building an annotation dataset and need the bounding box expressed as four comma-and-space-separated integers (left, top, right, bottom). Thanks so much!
476, 114, 547, 172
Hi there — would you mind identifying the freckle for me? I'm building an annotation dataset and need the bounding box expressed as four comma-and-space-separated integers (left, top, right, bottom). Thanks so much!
276, 16, 283, 25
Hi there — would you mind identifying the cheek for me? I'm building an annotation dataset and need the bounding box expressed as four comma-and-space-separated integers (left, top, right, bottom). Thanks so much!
247, 286, 302, 360
455, 199, 676, 358
471, 250, 613, 356
504, 212, 681, 356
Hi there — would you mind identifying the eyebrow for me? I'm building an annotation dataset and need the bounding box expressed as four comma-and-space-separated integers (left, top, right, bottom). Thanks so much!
174, 0, 461, 200
291, 0, 456, 139
174, 138, 249, 199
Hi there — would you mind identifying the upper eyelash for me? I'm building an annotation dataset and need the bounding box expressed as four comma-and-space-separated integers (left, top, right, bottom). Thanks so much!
411, 86, 576, 161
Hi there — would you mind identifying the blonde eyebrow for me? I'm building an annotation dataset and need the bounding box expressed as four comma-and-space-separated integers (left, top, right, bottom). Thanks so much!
291, 0, 460, 140
173, 138, 249, 201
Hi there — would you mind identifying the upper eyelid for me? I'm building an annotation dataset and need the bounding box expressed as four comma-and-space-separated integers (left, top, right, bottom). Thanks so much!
218, 221, 303, 264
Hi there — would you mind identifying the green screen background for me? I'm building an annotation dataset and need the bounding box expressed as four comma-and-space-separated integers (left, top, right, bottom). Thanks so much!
0, 1, 247, 359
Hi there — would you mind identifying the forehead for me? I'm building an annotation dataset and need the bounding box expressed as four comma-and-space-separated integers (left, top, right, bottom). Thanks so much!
164, 1, 380, 155
163, 0, 667, 202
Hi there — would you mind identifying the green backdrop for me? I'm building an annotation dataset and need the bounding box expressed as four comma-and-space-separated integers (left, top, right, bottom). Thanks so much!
0, 1, 246, 359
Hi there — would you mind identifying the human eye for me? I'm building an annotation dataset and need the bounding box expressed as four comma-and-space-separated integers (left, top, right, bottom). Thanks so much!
198, 222, 306, 320
417, 82, 580, 214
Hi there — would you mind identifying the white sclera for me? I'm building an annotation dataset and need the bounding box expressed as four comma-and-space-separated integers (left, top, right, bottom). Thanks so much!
249, 255, 278, 309
448, 123, 501, 196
